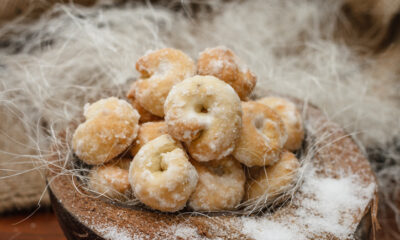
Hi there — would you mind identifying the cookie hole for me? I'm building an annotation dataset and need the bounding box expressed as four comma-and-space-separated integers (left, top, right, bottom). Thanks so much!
254, 116, 265, 130
160, 159, 168, 172
158, 154, 169, 172
195, 129, 205, 139
195, 104, 208, 113
212, 166, 225, 176
140, 72, 151, 79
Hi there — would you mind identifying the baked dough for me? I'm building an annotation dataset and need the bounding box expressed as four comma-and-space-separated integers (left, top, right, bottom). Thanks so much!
164, 75, 242, 162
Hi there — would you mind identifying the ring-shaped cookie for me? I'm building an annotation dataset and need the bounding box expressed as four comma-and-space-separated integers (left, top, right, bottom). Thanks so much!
130, 121, 167, 156
87, 158, 132, 201
72, 97, 140, 165
127, 81, 162, 123
233, 101, 287, 167
197, 46, 256, 100
257, 96, 304, 151
129, 134, 198, 212
134, 48, 196, 117
164, 75, 242, 162
245, 151, 300, 202
188, 156, 245, 211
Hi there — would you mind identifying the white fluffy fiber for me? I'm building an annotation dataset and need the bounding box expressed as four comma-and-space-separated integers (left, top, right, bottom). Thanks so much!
1, 0, 398, 145
0, 0, 399, 230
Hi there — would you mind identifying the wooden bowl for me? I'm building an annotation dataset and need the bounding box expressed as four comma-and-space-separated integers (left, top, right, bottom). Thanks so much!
47, 100, 378, 240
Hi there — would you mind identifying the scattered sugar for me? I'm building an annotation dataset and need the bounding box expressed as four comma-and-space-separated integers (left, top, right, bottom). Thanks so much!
91, 224, 134, 240
242, 218, 303, 240
298, 173, 376, 237
164, 224, 203, 239
240, 166, 376, 240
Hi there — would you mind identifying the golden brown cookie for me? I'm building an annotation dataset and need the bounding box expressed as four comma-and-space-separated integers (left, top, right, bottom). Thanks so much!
129, 135, 198, 212
197, 46, 256, 100
233, 101, 287, 167
165, 75, 242, 162
134, 48, 196, 117
72, 97, 140, 165
188, 156, 245, 211
258, 97, 304, 151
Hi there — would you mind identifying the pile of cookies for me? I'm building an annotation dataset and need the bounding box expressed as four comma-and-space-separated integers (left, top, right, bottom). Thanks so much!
72, 47, 304, 212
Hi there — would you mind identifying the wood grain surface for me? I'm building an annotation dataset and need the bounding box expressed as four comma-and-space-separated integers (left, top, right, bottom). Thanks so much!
0, 210, 64, 240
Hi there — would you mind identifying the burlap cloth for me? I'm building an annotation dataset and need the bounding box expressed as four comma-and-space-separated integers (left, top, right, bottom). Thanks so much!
0, 106, 49, 211
0, 0, 96, 212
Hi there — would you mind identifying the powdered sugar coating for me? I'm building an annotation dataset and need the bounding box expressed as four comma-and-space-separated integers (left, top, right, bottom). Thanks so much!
233, 101, 287, 167
134, 48, 196, 117
258, 97, 304, 151
246, 151, 300, 201
88, 158, 132, 201
129, 134, 198, 212
188, 156, 245, 211
130, 121, 168, 156
197, 46, 256, 100
164, 75, 242, 162
126, 81, 162, 123
72, 97, 140, 165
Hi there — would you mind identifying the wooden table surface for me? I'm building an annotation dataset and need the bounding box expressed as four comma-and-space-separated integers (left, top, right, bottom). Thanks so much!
0, 210, 64, 240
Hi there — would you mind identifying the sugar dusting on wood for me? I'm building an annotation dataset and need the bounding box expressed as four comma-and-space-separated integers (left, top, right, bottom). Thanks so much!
164, 223, 204, 239
95, 225, 134, 240
80, 160, 375, 239
89, 221, 205, 240
240, 166, 376, 240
